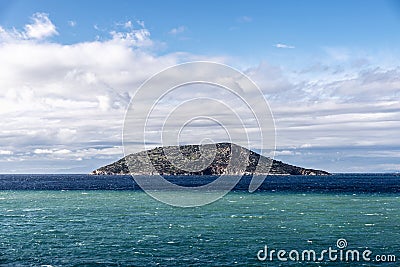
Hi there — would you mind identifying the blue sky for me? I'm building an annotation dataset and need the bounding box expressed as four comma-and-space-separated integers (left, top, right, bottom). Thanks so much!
0, 0, 399, 173
2, 0, 400, 57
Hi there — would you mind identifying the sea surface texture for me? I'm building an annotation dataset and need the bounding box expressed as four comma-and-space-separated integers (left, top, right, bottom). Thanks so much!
0, 174, 399, 266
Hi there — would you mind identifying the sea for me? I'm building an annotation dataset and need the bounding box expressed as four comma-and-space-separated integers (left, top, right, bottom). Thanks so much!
0, 174, 399, 266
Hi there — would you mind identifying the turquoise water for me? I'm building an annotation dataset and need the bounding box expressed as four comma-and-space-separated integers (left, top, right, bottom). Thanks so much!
1, 190, 399, 266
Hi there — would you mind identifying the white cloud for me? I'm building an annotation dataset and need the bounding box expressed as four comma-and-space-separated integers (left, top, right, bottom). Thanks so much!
68, 20, 77, 27
54, 149, 72, 154
124, 20, 132, 29
0, 13, 399, 173
0, 150, 13, 155
169, 26, 186, 35
109, 28, 152, 46
274, 43, 295, 49
244, 61, 293, 93
0, 13, 222, 173
34, 149, 53, 154
245, 61, 400, 171
24, 13, 58, 39
137, 20, 145, 28
300, 144, 312, 148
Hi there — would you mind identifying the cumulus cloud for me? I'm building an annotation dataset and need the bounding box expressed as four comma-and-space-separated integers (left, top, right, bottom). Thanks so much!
0, 13, 58, 41
0, 14, 187, 172
24, 13, 58, 39
109, 28, 152, 46
124, 20, 133, 29
0, 13, 237, 173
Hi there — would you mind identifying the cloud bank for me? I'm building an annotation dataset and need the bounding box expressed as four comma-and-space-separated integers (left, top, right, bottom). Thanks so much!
0, 13, 399, 173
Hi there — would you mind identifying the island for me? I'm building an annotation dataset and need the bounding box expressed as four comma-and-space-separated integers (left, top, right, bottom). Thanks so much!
91, 143, 330, 176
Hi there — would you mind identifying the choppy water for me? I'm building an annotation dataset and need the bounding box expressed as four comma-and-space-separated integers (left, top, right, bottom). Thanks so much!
0, 174, 399, 266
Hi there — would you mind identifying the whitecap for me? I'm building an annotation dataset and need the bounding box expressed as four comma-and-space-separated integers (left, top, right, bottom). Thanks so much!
22, 208, 43, 212
144, 234, 158, 238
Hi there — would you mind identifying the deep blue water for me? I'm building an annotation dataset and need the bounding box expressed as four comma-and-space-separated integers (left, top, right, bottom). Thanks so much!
0, 174, 399, 266
0, 173, 399, 193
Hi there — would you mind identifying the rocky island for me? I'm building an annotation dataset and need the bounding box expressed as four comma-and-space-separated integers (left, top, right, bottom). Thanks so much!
91, 143, 330, 176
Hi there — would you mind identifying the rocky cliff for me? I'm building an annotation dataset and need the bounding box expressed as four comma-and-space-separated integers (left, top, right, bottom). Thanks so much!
91, 143, 330, 176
